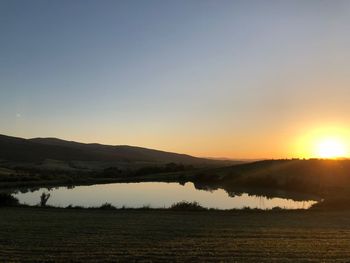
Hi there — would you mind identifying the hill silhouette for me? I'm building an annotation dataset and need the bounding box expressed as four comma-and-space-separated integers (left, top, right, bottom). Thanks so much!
193, 159, 350, 197
0, 134, 231, 166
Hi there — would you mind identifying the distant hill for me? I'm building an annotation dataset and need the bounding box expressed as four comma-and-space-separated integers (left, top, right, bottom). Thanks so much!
0, 134, 237, 166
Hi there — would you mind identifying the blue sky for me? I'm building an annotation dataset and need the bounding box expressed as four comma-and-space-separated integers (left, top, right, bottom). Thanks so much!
1, 0, 350, 158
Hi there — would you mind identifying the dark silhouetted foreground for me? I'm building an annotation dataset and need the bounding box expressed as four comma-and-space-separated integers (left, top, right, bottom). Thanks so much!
1, 207, 350, 261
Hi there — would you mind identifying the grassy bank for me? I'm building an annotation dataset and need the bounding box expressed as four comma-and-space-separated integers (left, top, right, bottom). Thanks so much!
1, 207, 350, 262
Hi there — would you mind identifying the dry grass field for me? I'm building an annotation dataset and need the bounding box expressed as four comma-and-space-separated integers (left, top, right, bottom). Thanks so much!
1, 207, 350, 262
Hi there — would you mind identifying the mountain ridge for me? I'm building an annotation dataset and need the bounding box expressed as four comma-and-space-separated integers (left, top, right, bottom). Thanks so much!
0, 134, 236, 166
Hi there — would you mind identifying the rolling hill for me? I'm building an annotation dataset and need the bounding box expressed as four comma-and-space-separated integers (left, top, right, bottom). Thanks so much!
0, 134, 233, 166
192, 159, 350, 197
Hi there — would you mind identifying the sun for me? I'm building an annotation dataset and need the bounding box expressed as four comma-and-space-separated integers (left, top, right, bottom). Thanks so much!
293, 126, 350, 159
315, 138, 347, 159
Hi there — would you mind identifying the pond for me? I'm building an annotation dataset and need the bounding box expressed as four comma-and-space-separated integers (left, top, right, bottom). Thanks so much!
13, 182, 318, 209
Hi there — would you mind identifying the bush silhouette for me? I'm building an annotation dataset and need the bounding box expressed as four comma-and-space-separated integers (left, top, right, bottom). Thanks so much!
170, 201, 205, 211
0, 193, 19, 206
99, 203, 116, 209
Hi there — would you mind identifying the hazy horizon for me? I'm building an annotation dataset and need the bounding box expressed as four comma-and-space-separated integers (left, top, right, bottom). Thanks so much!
2, 0, 350, 159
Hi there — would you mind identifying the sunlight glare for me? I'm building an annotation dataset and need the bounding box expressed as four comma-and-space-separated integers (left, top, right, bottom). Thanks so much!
293, 126, 350, 159
315, 138, 347, 158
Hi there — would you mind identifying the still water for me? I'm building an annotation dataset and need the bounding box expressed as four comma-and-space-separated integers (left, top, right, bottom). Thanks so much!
13, 182, 318, 209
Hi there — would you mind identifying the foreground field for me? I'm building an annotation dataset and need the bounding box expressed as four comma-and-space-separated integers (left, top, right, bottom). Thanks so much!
1, 208, 350, 262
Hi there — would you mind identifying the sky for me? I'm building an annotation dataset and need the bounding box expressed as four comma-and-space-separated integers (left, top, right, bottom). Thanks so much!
1, 0, 350, 159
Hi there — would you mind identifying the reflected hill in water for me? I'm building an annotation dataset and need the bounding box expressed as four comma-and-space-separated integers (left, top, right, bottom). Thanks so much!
192, 181, 320, 202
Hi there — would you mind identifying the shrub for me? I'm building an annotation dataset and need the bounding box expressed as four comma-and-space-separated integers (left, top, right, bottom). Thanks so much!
99, 203, 116, 209
271, 206, 283, 211
141, 205, 151, 210
170, 201, 206, 211
0, 193, 19, 206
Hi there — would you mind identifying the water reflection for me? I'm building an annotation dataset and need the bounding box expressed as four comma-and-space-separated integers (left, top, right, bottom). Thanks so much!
192, 181, 319, 201
12, 182, 319, 209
